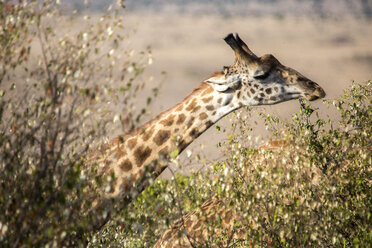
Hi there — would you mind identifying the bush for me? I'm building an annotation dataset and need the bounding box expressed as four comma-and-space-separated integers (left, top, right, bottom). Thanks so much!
214, 81, 371, 247
0, 1, 155, 246
94, 81, 371, 247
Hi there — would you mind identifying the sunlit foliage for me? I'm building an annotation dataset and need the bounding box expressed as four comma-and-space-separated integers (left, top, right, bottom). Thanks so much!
0, 0, 155, 246
94, 82, 371, 247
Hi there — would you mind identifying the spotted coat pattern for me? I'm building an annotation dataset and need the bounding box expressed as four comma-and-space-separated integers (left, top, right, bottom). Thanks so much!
85, 33, 325, 245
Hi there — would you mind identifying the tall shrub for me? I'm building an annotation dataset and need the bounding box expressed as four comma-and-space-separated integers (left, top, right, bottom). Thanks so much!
0, 0, 155, 246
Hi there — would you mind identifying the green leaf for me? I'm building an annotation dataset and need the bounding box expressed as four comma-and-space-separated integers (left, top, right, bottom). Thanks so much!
170, 149, 179, 159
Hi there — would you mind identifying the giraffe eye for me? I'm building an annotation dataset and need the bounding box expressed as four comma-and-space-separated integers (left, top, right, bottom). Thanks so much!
254, 72, 270, 80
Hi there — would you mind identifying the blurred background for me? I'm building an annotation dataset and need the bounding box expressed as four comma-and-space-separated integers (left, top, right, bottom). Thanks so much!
67, 0, 372, 175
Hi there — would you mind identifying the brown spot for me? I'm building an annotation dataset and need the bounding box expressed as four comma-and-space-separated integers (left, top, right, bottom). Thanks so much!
177, 140, 186, 150
129, 173, 136, 184
189, 128, 199, 138
246, 91, 251, 97
119, 159, 133, 172
176, 114, 186, 124
260, 93, 265, 97
217, 98, 222, 104
160, 114, 175, 126
185, 219, 192, 229
194, 229, 202, 238
191, 105, 201, 113
254, 84, 259, 89
142, 126, 155, 141
212, 111, 217, 116
114, 148, 127, 159
274, 86, 279, 92
270, 96, 277, 101
205, 120, 213, 127
159, 146, 169, 159
206, 105, 214, 111
237, 91, 241, 98
176, 104, 183, 112
187, 116, 195, 128
174, 128, 179, 132
265, 88, 272, 94
201, 86, 214, 96
153, 130, 171, 146
199, 112, 208, 120
122, 181, 130, 192
136, 169, 145, 179
127, 138, 137, 150
194, 221, 202, 230
186, 99, 197, 111
121, 174, 136, 191
250, 88, 256, 94
202, 96, 213, 103
254, 96, 260, 101
134, 145, 152, 167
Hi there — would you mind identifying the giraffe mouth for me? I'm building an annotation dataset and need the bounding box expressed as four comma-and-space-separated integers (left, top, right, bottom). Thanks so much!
304, 87, 326, 101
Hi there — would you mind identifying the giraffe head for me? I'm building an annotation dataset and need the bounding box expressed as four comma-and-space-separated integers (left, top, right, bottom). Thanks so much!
206, 33, 325, 106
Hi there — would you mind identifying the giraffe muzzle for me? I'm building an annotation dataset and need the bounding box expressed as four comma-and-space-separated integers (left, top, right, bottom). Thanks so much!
305, 82, 326, 101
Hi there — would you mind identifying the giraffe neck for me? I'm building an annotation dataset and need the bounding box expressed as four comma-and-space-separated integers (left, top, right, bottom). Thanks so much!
95, 81, 238, 203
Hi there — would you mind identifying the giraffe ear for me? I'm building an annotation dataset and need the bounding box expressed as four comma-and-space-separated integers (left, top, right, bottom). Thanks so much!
206, 74, 241, 92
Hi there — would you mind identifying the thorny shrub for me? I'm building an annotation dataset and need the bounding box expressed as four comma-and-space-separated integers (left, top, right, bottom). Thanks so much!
0, 0, 157, 246
93, 81, 371, 247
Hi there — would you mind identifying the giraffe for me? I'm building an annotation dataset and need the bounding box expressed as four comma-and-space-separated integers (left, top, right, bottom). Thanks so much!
87, 33, 325, 231
152, 35, 327, 248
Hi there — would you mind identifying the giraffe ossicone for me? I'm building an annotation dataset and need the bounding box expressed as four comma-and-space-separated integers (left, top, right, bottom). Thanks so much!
87, 33, 325, 233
